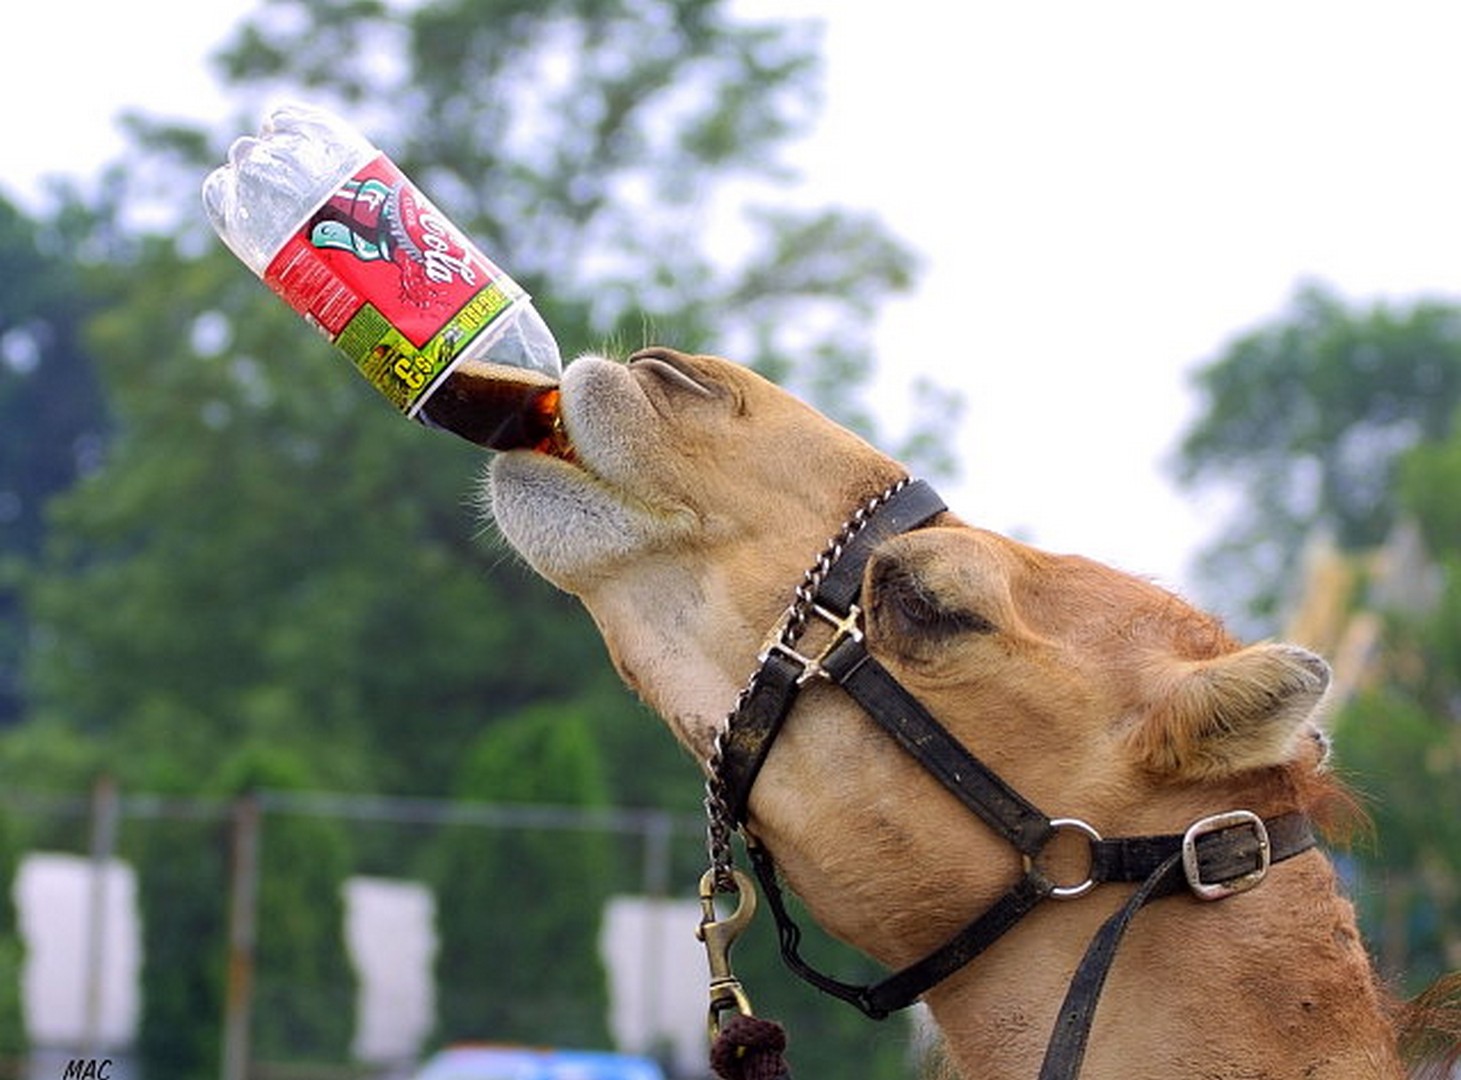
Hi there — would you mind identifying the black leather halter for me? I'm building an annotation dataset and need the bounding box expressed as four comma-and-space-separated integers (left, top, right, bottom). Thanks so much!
710, 478, 1316, 1079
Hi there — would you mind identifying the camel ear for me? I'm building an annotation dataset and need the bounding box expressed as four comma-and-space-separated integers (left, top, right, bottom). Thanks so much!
1131, 643, 1331, 780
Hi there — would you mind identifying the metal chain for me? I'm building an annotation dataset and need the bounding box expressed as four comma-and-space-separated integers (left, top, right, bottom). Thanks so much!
704, 724, 744, 893
702, 477, 912, 892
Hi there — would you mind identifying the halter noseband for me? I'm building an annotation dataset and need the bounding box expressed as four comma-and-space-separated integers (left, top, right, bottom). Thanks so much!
704, 478, 1316, 1080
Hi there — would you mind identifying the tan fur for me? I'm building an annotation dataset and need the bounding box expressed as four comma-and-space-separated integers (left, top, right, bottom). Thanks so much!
490, 348, 1441, 1079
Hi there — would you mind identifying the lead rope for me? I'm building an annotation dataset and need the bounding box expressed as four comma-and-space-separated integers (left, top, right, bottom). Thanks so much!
709, 1014, 791, 1080
698, 479, 914, 1080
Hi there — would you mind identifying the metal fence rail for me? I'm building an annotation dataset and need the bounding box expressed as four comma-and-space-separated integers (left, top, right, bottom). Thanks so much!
0, 780, 708, 1080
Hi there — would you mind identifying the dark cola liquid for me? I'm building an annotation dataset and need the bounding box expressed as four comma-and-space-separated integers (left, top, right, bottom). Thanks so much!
418, 358, 569, 454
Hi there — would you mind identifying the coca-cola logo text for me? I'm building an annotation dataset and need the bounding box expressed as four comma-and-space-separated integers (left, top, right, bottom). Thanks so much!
397, 186, 479, 289
414, 210, 479, 287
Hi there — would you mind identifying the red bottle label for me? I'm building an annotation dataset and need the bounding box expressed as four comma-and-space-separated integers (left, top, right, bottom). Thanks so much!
263, 154, 524, 413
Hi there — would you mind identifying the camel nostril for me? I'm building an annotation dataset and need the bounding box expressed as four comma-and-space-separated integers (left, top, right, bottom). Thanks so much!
628, 350, 717, 398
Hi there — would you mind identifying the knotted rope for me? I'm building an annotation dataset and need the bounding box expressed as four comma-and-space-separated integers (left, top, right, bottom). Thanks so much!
710, 1013, 792, 1080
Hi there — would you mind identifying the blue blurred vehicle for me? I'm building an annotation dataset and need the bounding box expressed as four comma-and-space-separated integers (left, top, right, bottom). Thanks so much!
411, 1044, 667, 1080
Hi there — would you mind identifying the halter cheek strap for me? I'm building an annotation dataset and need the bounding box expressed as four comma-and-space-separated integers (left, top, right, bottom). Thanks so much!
716, 478, 955, 825
708, 478, 1317, 1080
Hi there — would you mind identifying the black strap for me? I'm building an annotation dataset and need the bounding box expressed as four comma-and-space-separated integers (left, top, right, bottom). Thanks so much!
859, 873, 1050, 1017
1038, 812, 1315, 1079
1038, 851, 1185, 1079
822, 643, 1054, 856
1090, 811, 1314, 892
813, 479, 950, 613
720, 651, 804, 825
719, 479, 947, 825
748, 840, 891, 1019
752, 786, 1316, 1038
750, 840, 1052, 1020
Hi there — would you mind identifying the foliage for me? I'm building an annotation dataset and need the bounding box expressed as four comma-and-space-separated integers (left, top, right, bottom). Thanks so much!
223, 748, 356, 1066
119, 746, 357, 1078
1337, 685, 1461, 992
0, 192, 103, 1069
0, 195, 111, 725
1328, 428, 1461, 990
23, 240, 598, 798
429, 701, 615, 1047
125, 807, 230, 1078
0, 1, 961, 1076
1176, 281, 1461, 625
0, 809, 24, 1060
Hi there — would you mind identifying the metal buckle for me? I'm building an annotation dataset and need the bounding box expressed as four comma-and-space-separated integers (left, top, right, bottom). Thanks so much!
1182, 810, 1270, 901
1023, 817, 1102, 900
758, 603, 864, 685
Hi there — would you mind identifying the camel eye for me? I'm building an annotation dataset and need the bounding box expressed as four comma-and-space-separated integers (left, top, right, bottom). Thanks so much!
868, 559, 996, 645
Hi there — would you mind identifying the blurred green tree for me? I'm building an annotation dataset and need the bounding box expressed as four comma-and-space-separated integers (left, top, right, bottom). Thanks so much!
0, 195, 111, 726
120, 782, 233, 1080
1327, 429, 1461, 991
428, 701, 615, 1047
1176, 281, 1461, 626
221, 748, 355, 1066
0, 808, 24, 1064
9, 1, 959, 1077
121, 743, 356, 1077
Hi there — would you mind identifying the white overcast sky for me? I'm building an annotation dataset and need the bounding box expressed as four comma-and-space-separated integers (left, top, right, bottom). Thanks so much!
7, 1, 1461, 615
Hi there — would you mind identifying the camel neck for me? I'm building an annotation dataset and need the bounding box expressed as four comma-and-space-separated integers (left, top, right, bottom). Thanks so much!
925, 847, 1403, 1080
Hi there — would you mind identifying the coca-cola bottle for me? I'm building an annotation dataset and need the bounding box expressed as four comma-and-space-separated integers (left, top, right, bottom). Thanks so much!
202, 102, 566, 453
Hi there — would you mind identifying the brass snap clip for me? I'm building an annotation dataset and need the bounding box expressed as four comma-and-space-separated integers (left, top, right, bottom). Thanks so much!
696, 868, 758, 1039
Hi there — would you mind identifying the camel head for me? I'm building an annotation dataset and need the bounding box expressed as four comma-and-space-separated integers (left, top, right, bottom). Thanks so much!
487, 348, 1397, 1078
490, 345, 1330, 774
490, 347, 1330, 895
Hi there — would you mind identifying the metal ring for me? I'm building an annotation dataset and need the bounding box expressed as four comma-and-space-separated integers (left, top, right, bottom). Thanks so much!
1024, 817, 1102, 900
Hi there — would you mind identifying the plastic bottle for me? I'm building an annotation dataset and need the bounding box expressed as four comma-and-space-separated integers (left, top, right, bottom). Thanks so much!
202, 102, 566, 452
